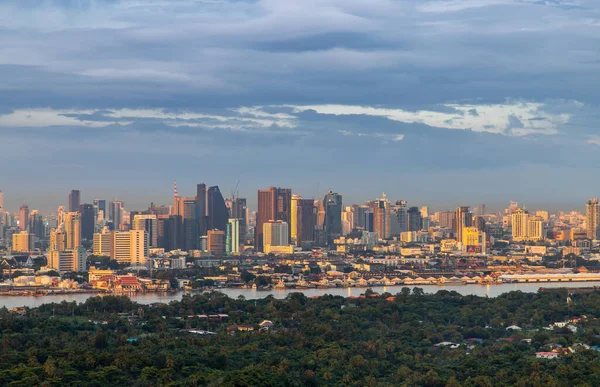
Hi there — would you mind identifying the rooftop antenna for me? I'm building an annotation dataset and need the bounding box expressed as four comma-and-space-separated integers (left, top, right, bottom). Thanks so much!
313, 182, 320, 200
231, 180, 240, 201
173, 181, 178, 198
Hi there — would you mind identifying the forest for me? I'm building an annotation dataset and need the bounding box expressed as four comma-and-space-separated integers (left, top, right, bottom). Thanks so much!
1, 288, 600, 386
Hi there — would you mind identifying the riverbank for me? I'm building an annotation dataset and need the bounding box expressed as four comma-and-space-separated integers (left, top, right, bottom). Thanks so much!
2, 281, 600, 309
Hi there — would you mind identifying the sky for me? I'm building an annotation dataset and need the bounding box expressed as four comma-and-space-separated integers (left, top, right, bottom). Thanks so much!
1, 0, 600, 213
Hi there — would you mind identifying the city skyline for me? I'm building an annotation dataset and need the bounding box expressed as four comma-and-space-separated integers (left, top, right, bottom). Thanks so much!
1, 1, 600, 207
0, 184, 596, 215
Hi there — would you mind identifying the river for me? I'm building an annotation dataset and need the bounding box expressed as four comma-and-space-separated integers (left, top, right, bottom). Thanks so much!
1, 281, 598, 309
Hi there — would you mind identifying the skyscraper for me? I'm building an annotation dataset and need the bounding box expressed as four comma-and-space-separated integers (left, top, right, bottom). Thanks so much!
69, 189, 80, 213
64, 212, 81, 249
396, 200, 408, 233
323, 191, 342, 244
407, 207, 422, 231
0, 190, 3, 211
207, 186, 229, 232
511, 209, 529, 241
586, 198, 600, 240
112, 230, 148, 265
226, 218, 240, 255
454, 206, 472, 243
19, 205, 29, 231
79, 204, 95, 241
28, 210, 44, 239
132, 214, 158, 247
207, 229, 226, 255
182, 198, 198, 250
93, 199, 106, 221
291, 194, 301, 243
231, 197, 247, 245
263, 220, 289, 248
110, 200, 124, 231
12, 231, 34, 252
195, 183, 207, 236
371, 195, 390, 239
157, 215, 183, 252
255, 187, 291, 251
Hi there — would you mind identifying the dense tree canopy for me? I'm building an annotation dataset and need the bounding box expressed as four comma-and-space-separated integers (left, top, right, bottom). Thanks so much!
0, 289, 600, 386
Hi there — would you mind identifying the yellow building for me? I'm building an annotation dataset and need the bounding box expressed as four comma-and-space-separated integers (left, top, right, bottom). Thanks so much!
12, 231, 34, 252
64, 212, 81, 249
49, 229, 66, 251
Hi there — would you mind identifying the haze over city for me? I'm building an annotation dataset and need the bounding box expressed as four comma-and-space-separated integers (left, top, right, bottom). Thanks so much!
2, 0, 600, 211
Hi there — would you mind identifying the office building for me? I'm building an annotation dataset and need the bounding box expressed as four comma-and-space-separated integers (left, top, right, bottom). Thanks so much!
407, 207, 422, 232
454, 206, 472, 242
437, 211, 455, 229
68, 189, 80, 213
12, 231, 34, 252
473, 216, 486, 232
477, 204, 486, 216
528, 217, 545, 241
19, 205, 29, 231
79, 204, 95, 241
28, 210, 44, 239
371, 195, 390, 239
396, 200, 408, 233
255, 187, 291, 251
93, 199, 106, 221
112, 230, 148, 265
461, 227, 487, 254
48, 249, 86, 273
207, 229, 226, 255
226, 218, 240, 255
586, 198, 600, 240
49, 229, 66, 251
512, 209, 529, 241
207, 186, 229, 232
110, 200, 124, 231
132, 214, 158, 247
92, 228, 113, 256
64, 212, 81, 249
195, 183, 207, 236
263, 220, 290, 253
231, 197, 247, 245
323, 191, 342, 243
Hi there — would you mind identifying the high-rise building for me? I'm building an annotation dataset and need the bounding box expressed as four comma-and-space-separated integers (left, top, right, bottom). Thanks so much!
195, 183, 207, 236
92, 227, 112, 256
207, 229, 226, 255
263, 220, 289, 250
528, 216, 545, 241
473, 216, 486, 232
291, 194, 301, 243
79, 204, 95, 241
28, 210, 44, 239
182, 198, 198, 250
12, 231, 34, 252
407, 207, 422, 232
226, 218, 240, 255
112, 230, 148, 265
19, 205, 29, 231
586, 198, 600, 240
512, 209, 529, 241
231, 198, 247, 245
69, 189, 81, 213
64, 212, 81, 249
293, 198, 315, 246
132, 214, 158, 247
461, 227, 487, 254
48, 248, 86, 273
49, 229, 66, 251
371, 195, 390, 239
437, 211, 455, 229
477, 204, 486, 216
255, 187, 291, 251
110, 200, 124, 231
207, 186, 229, 232
157, 215, 183, 252
454, 206, 472, 242
93, 199, 106, 222
0, 190, 3, 211
396, 200, 408, 233
323, 191, 342, 244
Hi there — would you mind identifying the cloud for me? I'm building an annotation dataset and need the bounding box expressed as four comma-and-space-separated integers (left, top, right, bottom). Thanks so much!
286, 101, 570, 136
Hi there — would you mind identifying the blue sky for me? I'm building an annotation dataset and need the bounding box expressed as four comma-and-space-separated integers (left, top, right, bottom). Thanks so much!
1, 0, 600, 213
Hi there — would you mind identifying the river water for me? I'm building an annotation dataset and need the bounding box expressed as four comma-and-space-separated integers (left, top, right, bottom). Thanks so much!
1, 281, 599, 309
